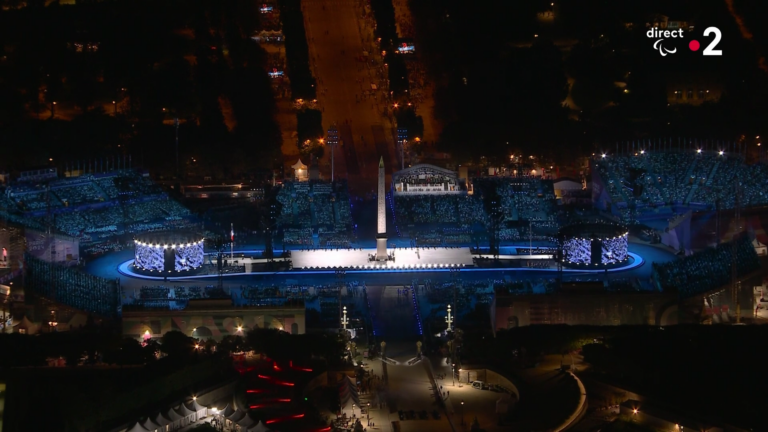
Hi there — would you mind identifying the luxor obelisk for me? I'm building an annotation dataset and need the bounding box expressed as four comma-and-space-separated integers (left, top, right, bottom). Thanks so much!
376, 156, 388, 260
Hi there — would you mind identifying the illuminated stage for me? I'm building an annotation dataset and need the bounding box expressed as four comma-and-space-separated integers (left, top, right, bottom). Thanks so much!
291, 247, 474, 270
114, 247, 645, 281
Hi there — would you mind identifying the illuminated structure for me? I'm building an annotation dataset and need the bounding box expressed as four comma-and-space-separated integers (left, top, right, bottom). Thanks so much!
134, 231, 204, 273
376, 157, 388, 260
558, 222, 628, 267
392, 164, 465, 195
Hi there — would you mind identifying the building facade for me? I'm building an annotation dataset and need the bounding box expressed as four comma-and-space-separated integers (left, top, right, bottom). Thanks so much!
122, 299, 306, 342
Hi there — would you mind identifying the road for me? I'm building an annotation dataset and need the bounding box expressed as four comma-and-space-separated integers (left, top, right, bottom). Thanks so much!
302, 0, 398, 193
363, 284, 455, 432
366, 285, 419, 342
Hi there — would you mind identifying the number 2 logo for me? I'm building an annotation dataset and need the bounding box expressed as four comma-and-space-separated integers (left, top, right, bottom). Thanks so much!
703, 27, 722, 56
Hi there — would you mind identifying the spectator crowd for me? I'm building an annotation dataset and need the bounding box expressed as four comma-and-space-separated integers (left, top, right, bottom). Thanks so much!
652, 236, 760, 297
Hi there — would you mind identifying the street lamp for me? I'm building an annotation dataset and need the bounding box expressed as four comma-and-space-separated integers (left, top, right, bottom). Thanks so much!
341, 306, 349, 330
460, 400, 465, 425
446, 305, 453, 330
452, 363, 456, 386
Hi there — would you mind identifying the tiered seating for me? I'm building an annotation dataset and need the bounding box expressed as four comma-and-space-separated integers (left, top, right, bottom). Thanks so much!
284, 228, 312, 245
53, 182, 103, 206
596, 151, 768, 212
94, 177, 120, 199
10, 190, 63, 211
277, 181, 353, 246
652, 236, 760, 297
1, 170, 197, 254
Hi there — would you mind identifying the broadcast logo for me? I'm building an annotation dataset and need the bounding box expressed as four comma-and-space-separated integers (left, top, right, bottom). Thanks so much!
647, 26, 722, 57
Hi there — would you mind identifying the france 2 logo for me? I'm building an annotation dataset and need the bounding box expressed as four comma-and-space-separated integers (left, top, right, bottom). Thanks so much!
647, 26, 723, 57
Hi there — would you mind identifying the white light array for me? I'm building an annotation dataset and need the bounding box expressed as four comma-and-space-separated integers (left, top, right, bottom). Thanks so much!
563, 238, 591, 264
135, 240, 204, 271
602, 235, 628, 264
568, 232, 628, 241
134, 238, 205, 248
300, 263, 466, 270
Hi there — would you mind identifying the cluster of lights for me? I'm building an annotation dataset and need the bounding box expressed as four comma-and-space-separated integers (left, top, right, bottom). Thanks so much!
607, 149, 730, 157
565, 232, 629, 242
301, 263, 465, 270
602, 236, 628, 263
135, 238, 204, 272
561, 226, 629, 266
134, 238, 204, 248
411, 284, 423, 335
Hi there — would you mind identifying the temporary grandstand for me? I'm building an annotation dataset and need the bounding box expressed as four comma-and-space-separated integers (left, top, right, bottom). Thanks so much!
276, 180, 354, 247
652, 235, 760, 298
592, 148, 768, 223
0, 170, 196, 255
391, 166, 558, 246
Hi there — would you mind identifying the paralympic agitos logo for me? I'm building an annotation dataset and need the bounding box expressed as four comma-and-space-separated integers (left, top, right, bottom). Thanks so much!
647, 26, 723, 57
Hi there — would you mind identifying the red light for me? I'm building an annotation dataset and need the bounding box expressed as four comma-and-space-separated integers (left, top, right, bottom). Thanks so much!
246, 389, 265, 393
274, 380, 295, 386
250, 404, 267, 409
266, 413, 305, 424
289, 360, 313, 372
257, 375, 270, 380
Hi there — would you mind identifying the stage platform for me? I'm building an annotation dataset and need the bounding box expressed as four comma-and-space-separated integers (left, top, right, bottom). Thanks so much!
114, 250, 645, 281
291, 247, 474, 270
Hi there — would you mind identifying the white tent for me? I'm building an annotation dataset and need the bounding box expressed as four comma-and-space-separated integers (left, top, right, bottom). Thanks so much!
124, 422, 149, 432
163, 406, 184, 429
236, 413, 256, 431
226, 409, 246, 429
185, 399, 208, 419
228, 409, 246, 423
151, 413, 170, 430
221, 404, 235, 418
141, 417, 162, 432
175, 403, 196, 426
292, 159, 308, 181
248, 421, 274, 432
